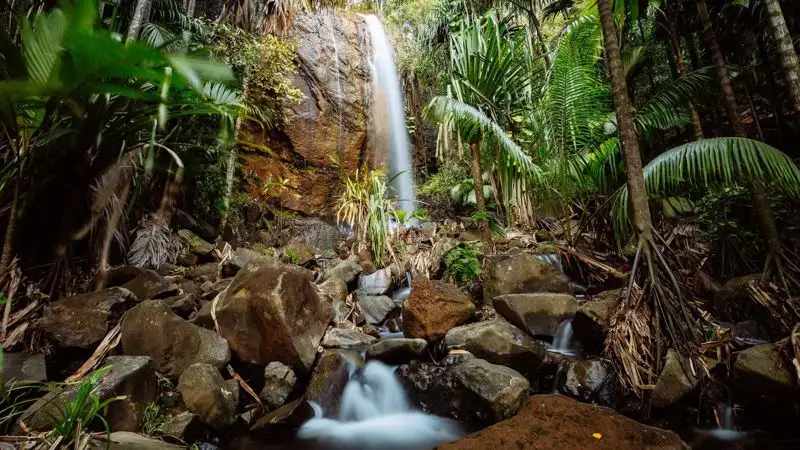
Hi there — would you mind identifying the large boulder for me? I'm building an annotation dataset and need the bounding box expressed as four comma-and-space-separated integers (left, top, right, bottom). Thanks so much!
304, 350, 353, 416
241, 11, 372, 216
572, 290, 619, 353
121, 300, 230, 377
178, 363, 239, 430
403, 279, 475, 341
436, 394, 684, 450
22, 356, 157, 432
652, 349, 699, 408
215, 261, 332, 373
39, 287, 137, 348
260, 362, 297, 410
483, 253, 571, 301
733, 343, 797, 403
366, 338, 428, 365
399, 353, 529, 426
444, 320, 546, 378
493, 293, 578, 337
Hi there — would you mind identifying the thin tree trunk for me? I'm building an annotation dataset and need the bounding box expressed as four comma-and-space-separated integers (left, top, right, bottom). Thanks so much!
745, 74, 765, 141
597, 0, 653, 242
469, 139, 490, 244
759, 35, 786, 142
665, 0, 704, 139
764, 0, 800, 114
697, 0, 781, 262
0, 175, 20, 277
528, 7, 551, 68
688, 32, 702, 70
185, 0, 196, 18
127, 0, 152, 42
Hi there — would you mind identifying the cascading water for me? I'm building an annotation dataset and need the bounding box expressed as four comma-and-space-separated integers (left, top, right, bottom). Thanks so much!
298, 361, 462, 450
362, 14, 417, 214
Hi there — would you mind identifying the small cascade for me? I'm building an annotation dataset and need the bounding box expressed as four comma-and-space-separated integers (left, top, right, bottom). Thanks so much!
694, 402, 748, 443
549, 319, 580, 357
362, 14, 416, 214
391, 272, 412, 303
298, 361, 462, 450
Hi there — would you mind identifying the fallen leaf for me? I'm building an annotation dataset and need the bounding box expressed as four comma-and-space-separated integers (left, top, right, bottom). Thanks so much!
592, 433, 602, 439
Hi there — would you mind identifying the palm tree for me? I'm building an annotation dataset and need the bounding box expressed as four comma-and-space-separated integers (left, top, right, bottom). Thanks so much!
763, 0, 800, 113
663, 0, 704, 139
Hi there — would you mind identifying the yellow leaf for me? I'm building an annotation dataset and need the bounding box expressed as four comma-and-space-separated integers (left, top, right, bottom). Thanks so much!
592, 433, 602, 439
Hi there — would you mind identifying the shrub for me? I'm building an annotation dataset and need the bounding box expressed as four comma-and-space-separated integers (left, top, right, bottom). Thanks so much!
443, 243, 482, 284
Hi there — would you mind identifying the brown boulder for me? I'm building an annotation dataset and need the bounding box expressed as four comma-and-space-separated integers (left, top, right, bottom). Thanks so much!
483, 253, 571, 302
436, 394, 684, 450
215, 262, 332, 373
403, 279, 475, 341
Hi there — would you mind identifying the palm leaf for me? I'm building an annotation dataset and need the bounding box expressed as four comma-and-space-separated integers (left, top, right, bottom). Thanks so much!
22, 8, 67, 87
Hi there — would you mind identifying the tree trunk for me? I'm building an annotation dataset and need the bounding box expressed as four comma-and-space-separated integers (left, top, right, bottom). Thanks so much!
185, 0, 196, 18
759, 35, 786, 142
127, 0, 152, 42
665, 0, 704, 139
764, 0, 800, 114
469, 139, 490, 244
697, 0, 781, 261
527, 6, 551, 68
0, 175, 20, 277
597, 0, 653, 241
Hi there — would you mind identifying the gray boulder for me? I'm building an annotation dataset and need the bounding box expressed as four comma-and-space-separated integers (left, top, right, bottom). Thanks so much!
163, 411, 204, 442
452, 358, 530, 423
358, 294, 398, 325
178, 363, 239, 429
493, 293, 578, 336
652, 349, 698, 408
358, 268, 392, 295
260, 362, 297, 410
121, 300, 230, 377
445, 320, 545, 377
483, 253, 571, 301
734, 343, 797, 403
558, 357, 615, 406
321, 327, 378, 348
324, 259, 362, 284
366, 338, 428, 365
1, 352, 47, 384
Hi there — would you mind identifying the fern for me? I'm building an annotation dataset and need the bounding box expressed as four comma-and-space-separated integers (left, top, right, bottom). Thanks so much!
443, 243, 482, 284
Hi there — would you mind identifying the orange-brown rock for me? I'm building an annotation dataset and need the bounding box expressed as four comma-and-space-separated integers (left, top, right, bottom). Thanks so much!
403, 279, 475, 341
215, 261, 332, 374
436, 394, 684, 450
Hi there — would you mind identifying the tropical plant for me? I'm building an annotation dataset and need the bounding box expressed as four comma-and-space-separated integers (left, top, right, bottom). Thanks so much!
142, 401, 167, 436
48, 367, 120, 446
336, 170, 394, 266
443, 243, 482, 284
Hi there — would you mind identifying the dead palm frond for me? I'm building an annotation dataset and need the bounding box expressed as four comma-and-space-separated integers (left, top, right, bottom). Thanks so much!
127, 216, 182, 269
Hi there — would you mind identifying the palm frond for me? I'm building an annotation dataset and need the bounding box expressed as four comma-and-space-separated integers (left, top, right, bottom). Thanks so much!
127, 216, 182, 269
633, 67, 716, 133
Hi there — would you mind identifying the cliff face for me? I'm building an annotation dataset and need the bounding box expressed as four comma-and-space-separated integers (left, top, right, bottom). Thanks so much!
242, 11, 372, 216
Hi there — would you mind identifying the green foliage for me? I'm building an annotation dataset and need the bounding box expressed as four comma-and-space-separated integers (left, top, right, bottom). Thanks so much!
142, 402, 167, 436
49, 367, 120, 446
285, 248, 300, 265
471, 210, 505, 237
443, 243, 482, 284
418, 161, 469, 205
337, 170, 394, 266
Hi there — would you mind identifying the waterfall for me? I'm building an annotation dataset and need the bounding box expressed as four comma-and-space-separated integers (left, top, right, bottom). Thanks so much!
549, 319, 579, 357
362, 14, 416, 214
298, 361, 462, 450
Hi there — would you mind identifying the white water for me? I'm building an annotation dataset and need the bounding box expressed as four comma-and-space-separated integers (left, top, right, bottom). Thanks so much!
363, 14, 416, 214
694, 402, 748, 442
298, 361, 461, 449
552, 319, 575, 352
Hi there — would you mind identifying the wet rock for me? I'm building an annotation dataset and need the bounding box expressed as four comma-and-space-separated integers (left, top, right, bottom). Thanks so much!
22, 356, 157, 431
215, 261, 331, 373
39, 287, 137, 348
445, 320, 546, 378
260, 362, 297, 410
357, 293, 397, 324
321, 327, 378, 348
436, 394, 684, 450
452, 358, 530, 423
121, 300, 230, 377
558, 358, 615, 406
320, 277, 348, 303
365, 338, 428, 365
121, 269, 179, 300
90, 431, 184, 449
230, 247, 276, 271
483, 253, 571, 301
323, 259, 362, 284
164, 411, 204, 443
358, 268, 392, 295
185, 263, 219, 283
305, 350, 352, 415
493, 293, 578, 337
572, 290, 619, 353
652, 349, 698, 408
179, 229, 215, 255
733, 343, 797, 403
403, 279, 475, 341
1, 352, 47, 383
178, 363, 239, 429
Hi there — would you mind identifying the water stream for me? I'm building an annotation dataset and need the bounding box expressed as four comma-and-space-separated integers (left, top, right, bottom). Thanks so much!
362, 14, 416, 214
298, 361, 462, 450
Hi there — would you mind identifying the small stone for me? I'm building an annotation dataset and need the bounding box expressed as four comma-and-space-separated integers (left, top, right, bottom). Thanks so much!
320, 277, 349, 303
260, 362, 297, 410
366, 338, 427, 365
178, 363, 238, 429
230, 247, 277, 271
164, 411, 204, 442
121, 269, 179, 300
323, 260, 362, 284
91, 432, 184, 449
559, 357, 616, 406
184, 263, 219, 283
358, 268, 392, 295
179, 229, 215, 255
358, 294, 397, 325
321, 328, 378, 348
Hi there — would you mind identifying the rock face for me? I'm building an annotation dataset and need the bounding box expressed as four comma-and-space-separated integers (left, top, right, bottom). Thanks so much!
260, 362, 297, 410
403, 279, 475, 341
558, 358, 615, 406
436, 394, 684, 450
445, 320, 545, 377
178, 363, 239, 429
366, 338, 428, 365
215, 261, 332, 373
358, 294, 397, 324
242, 12, 371, 215
493, 293, 578, 336
121, 300, 230, 377
39, 287, 137, 348
652, 349, 698, 408
483, 253, 571, 302
399, 354, 529, 426
22, 356, 157, 432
